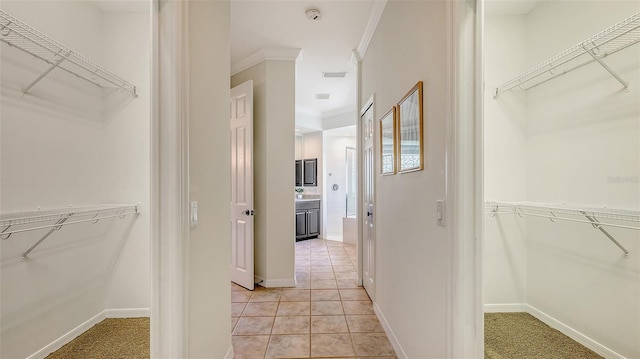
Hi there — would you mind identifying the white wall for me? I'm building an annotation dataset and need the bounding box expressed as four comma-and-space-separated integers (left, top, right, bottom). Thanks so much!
360, 1, 449, 357
0, 2, 150, 358
484, 2, 640, 357
483, 14, 528, 307
322, 131, 356, 239
295, 134, 303, 160
102, 10, 151, 313
232, 59, 296, 287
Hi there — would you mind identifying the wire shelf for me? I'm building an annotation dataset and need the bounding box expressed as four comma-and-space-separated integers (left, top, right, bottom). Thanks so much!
1, 204, 139, 260
495, 12, 640, 97
1, 204, 139, 233
486, 201, 640, 223
486, 201, 640, 256
0, 10, 137, 96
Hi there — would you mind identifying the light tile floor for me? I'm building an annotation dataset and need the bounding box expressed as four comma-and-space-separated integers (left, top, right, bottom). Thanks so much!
232, 239, 397, 359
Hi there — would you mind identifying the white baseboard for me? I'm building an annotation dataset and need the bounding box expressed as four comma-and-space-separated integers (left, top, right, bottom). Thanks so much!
224, 344, 234, 359
254, 275, 296, 288
27, 308, 152, 359
373, 302, 408, 359
484, 303, 526, 313
27, 311, 106, 359
526, 305, 626, 359
106, 308, 151, 318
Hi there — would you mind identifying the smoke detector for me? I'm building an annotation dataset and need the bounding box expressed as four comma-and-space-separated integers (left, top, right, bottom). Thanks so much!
306, 8, 321, 21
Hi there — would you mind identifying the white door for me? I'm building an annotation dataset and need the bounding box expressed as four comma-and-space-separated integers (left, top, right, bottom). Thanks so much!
361, 100, 375, 298
230, 80, 254, 290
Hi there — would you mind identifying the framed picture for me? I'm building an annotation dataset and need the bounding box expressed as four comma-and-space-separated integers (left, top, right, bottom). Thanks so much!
397, 81, 424, 173
379, 107, 396, 175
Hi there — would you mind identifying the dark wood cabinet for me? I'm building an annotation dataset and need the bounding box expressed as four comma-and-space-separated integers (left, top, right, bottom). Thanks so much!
295, 200, 321, 241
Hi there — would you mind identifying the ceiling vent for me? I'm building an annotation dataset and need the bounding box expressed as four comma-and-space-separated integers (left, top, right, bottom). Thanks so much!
315, 93, 330, 100
306, 8, 321, 21
322, 71, 347, 78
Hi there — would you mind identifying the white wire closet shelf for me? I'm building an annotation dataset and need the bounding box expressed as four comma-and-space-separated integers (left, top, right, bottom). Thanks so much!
494, 12, 640, 97
0, 10, 137, 96
486, 201, 639, 256
1, 204, 139, 260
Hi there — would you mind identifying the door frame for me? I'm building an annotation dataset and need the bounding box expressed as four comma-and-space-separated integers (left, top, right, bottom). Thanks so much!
359, 95, 375, 299
445, 0, 484, 358
151, 0, 189, 357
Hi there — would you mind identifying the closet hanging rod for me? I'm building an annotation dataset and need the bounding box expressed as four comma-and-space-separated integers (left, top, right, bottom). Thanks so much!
486, 201, 638, 256
0, 10, 137, 96
0, 204, 139, 260
488, 209, 640, 231
494, 12, 640, 97
0, 204, 139, 236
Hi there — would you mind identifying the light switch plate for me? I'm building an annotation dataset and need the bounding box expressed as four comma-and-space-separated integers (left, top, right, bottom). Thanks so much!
190, 201, 198, 227
436, 200, 445, 227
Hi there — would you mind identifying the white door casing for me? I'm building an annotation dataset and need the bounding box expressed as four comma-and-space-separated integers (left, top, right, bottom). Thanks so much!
230, 80, 254, 290
361, 99, 375, 299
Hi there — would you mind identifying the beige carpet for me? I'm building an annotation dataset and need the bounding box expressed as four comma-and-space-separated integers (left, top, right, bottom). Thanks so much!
485, 313, 603, 359
46, 318, 149, 359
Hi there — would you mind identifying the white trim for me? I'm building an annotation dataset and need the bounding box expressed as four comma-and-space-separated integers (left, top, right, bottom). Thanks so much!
150, 2, 161, 357
484, 303, 526, 313
354, 0, 388, 60
373, 302, 408, 359
446, 0, 484, 358
224, 345, 235, 359
231, 48, 302, 76
254, 276, 296, 288
26, 308, 152, 359
322, 105, 357, 119
526, 305, 626, 359
26, 311, 106, 359
154, 1, 189, 357
105, 308, 152, 318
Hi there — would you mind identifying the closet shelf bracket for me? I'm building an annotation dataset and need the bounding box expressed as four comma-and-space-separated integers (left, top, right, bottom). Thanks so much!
22, 51, 71, 95
22, 213, 73, 261
581, 212, 629, 256
583, 45, 629, 91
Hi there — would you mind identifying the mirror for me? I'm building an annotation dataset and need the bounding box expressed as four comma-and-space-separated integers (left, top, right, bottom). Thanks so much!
303, 158, 317, 186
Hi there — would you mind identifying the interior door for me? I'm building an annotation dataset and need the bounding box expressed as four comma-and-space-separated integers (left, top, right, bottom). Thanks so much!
361, 101, 375, 298
230, 80, 254, 290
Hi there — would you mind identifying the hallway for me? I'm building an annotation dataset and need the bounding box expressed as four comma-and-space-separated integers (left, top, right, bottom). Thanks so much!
231, 239, 396, 358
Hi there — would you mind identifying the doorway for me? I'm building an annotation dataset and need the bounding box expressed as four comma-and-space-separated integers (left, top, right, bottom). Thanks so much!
481, 2, 640, 358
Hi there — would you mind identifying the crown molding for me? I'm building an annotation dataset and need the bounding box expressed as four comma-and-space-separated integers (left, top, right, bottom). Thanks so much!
354, 0, 388, 61
323, 105, 357, 119
231, 48, 302, 76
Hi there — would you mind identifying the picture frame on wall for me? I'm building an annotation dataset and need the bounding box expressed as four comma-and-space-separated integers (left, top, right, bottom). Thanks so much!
397, 81, 424, 173
379, 107, 396, 175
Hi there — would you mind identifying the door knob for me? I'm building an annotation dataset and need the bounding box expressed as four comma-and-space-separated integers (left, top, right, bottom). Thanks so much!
367, 211, 373, 217
244, 210, 255, 216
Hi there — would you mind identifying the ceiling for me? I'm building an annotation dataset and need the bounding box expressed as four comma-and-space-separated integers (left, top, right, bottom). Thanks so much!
231, 1, 375, 118
485, 0, 540, 14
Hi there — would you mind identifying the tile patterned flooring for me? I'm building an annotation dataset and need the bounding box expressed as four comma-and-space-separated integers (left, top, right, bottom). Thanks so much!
231, 239, 397, 359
